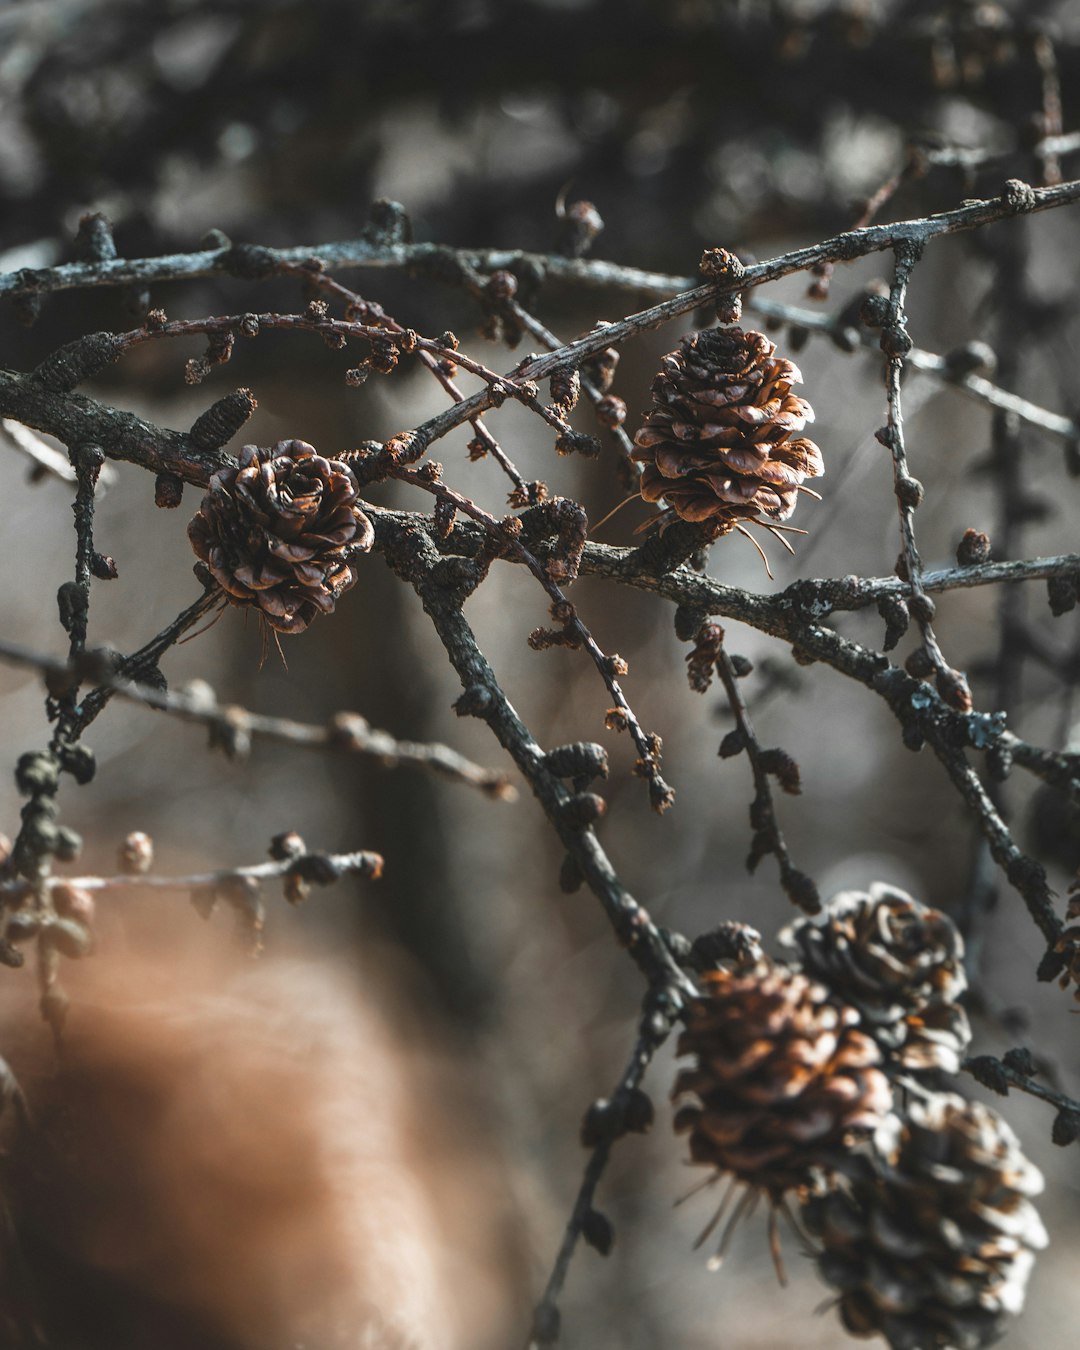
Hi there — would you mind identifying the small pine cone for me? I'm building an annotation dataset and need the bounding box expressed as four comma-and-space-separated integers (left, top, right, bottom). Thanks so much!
672, 962, 892, 1196
632, 327, 822, 532
187, 441, 374, 634
780, 883, 970, 1075
803, 1096, 1047, 1350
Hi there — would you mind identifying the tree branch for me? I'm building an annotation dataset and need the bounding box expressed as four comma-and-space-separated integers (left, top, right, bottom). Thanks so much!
373, 515, 694, 996
3, 177, 1078, 305
0, 637, 517, 798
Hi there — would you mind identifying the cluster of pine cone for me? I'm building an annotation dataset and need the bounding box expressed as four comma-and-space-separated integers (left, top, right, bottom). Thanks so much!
673, 884, 1047, 1349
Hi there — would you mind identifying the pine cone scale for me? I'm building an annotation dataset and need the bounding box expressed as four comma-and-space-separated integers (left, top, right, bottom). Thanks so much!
267, 539, 317, 563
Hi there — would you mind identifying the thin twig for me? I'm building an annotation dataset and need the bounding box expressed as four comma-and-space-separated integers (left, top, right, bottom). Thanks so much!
0, 849, 385, 905
543, 542, 1064, 958
3, 178, 1079, 304
0, 636, 516, 798
374, 514, 693, 991
806, 151, 924, 302
714, 643, 816, 912
999, 734, 1080, 802
238, 256, 537, 496
1034, 30, 1064, 186
529, 1023, 665, 1348
386, 467, 675, 811
1, 417, 116, 490
880, 240, 966, 704
70, 588, 223, 736
508, 299, 641, 486
963, 1055, 1080, 1119
746, 294, 1080, 447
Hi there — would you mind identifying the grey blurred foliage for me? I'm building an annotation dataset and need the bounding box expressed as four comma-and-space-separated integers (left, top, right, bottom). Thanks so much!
1, 2, 1080, 1348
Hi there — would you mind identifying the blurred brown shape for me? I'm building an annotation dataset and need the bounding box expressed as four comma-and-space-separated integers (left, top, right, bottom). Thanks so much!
0, 942, 517, 1350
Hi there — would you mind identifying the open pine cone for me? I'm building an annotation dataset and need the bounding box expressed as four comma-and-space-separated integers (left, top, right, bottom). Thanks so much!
632, 326, 822, 533
803, 1096, 1047, 1350
780, 884, 971, 1076
672, 962, 893, 1196
188, 440, 373, 634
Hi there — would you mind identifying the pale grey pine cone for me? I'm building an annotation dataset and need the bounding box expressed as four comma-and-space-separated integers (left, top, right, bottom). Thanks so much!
802, 1095, 1047, 1350
780, 883, 971, 1075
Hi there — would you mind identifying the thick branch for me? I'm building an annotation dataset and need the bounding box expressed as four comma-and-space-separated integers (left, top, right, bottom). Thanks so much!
0, 368, 227, 484
374, 516, 693, 996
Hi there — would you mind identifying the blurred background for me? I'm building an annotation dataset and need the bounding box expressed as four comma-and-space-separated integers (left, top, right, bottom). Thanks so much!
1, 1, 1079, 1347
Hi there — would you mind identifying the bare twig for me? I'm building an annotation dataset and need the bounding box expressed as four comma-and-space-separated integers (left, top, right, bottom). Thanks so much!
374, 514, 693, 992
714, 642, 817, 913
999, 734, 1080, 802
879, 240, 970, 708
747, 294, 1080, 447
0, 849, 385, 903
507, 299, 641, 486
806, 150, 924, 303
3, 178, 1079, 306
963, 1054, 1080, 1122
529, 1021, 666, 1348
1033, 30, 1064, 186
385, 466, 675, 812
0, 636, 516, 798
546, 542, 1064, 959
70, 588, 223, 736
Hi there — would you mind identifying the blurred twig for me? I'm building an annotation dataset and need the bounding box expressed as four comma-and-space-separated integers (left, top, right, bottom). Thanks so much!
0, 848, 385, 905
1, 417, 116, 491
529, 1019, 665, 1348
747, 295, 1080, 446
0, 636, 517, 798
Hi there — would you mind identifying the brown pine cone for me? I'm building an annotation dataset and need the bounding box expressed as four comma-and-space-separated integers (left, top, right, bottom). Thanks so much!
803, 1095, 1047, 1350
672, 962, 893, 1196
632, 327, 822, 533
188, 441, 373, 634
780, 883, 971, 1076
